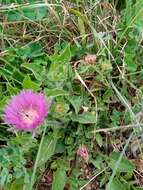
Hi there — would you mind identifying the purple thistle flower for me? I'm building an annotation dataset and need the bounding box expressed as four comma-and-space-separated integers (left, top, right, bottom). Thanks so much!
77, 145, 89, 161
4, 90, 49, 132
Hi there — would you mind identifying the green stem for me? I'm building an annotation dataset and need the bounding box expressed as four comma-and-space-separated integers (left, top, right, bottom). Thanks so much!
29, 124, 47, 190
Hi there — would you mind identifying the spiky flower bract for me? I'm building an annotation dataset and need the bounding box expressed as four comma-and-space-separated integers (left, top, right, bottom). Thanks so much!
4, 90, 49, 132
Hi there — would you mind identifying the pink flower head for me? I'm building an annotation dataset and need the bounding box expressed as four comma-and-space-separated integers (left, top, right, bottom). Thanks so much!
77, 145, 89, 161
4, 90, 49, 132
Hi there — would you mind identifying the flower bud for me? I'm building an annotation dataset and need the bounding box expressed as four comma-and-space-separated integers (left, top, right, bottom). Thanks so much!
77, 145, 89, 161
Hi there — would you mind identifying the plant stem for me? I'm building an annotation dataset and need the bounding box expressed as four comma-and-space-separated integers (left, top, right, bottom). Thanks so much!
29, 124, 47, 190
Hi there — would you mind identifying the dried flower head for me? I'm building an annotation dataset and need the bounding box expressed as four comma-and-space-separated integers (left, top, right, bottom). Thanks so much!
56, 104, 64, 113
4, 90, 49, 132
77, 145, 89, 161
84, 54, 96, 64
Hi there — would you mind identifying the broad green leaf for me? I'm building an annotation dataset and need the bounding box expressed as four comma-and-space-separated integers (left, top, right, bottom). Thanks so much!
18, 43, 43, 58
47, 62, 69, 82
71, 112, 96, 124
125, 53, 137, 72
21, 62, 45, 81
48, 45, 71, 82
50, 44, 71, 64
55, 140, 65, 154
37, 135, 57, 166
90, 155, 103, 170
22, 75, 40, 91
36, 7, 47, 20
109, 178, 126, 190
6, 7, 47, 21
23, 9, 35, 19
67, 96, 82, 114
109, 152, 135, 173
45, 88, 69, 97
6, 11, 22, 21
23, 7, 47, 20
52, 167, 66, 190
